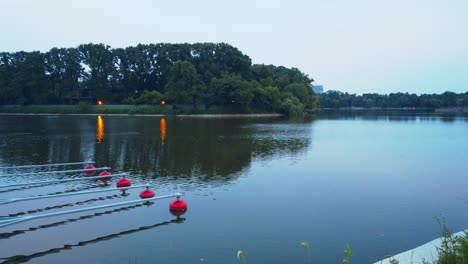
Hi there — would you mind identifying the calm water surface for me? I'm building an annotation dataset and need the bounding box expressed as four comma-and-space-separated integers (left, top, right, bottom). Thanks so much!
0, 113, 467, 263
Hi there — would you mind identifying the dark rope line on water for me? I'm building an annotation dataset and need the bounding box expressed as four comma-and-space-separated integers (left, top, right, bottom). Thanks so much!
0, 202, 148, 240
3, 194, 123, 217
42, 182, 110, 196
1, 182, 107, 197
0, 217, 185, 264
0, 180, 106, 194
0, 183, 53, 194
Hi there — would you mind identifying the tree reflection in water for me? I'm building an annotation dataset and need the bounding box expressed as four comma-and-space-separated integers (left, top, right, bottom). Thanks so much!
0, 116, 314, 186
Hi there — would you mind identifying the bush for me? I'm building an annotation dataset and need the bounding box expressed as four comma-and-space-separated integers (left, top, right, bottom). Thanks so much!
134, 90, 163, 105
282, 97, 304, 118
436, 229, 468, 264
77, 102, 92, 113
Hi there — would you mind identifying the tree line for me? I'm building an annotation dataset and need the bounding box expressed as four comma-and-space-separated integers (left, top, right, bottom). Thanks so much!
0, 43, 318, 115
319, 90, 468, 109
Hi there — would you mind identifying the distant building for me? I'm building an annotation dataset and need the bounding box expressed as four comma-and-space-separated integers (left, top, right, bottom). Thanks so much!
310, 84, 324, 94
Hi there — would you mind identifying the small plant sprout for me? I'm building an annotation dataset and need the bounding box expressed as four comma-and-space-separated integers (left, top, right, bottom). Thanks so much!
342, 244, 352, 264
300, 241, 312, 263
237, 250, 246, 263
300, 241, 309, 249
380, 254, 399, 264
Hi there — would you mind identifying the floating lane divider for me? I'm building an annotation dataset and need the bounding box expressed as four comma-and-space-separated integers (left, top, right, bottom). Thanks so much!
0, 173, 126, 189
0, 184, 147, 205
0, 166, 111, 177
0, 161, 95, 170
0, 192, 184, 228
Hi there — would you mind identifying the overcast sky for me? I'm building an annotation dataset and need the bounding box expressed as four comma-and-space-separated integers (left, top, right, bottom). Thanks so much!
1, 0, 467, 94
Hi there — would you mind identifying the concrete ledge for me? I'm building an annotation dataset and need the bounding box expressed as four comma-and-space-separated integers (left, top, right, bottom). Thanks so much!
375, 229, 467, 264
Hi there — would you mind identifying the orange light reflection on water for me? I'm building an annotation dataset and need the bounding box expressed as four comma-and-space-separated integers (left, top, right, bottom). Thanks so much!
160, 118, 166, 145
97, 115, 104, 143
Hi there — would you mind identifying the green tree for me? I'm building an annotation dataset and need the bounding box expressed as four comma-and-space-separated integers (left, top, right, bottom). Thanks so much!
0, 52, 15, 104
134, 90, 163, 105
44, 48, 83, 103
165, 60, 205, 109
440, 91, 457, 107
285, 83, 318, 110
208, 75, 255, 112
282, 95, 304, 117
9, 51, 48, 104
252, 85, 282, 112
461, 93, 468, 107
78, 43, 115, 102
0, 42, 322, 113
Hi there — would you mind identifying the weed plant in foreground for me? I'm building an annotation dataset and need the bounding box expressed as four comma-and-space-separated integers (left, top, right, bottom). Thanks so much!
434, 229, 468, 264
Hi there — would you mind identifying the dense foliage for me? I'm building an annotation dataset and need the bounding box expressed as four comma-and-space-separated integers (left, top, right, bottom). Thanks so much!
319, 90, 468, 108
0, 43, 317, 115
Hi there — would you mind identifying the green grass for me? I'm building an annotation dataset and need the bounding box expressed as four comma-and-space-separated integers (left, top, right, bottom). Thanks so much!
0, 104, 219, 115
0, 104, 281, 115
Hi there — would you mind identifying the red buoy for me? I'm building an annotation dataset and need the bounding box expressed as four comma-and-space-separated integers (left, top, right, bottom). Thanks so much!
116, 178, 131, 188
99, 171, 112, 183
84, 165, 96, 176
140, 189, 155, 199
169, 199, 188, 216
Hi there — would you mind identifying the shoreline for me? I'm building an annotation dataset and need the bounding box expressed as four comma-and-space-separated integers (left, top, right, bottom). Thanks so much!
374, 229, 468, 264
0, 112, 284, 118
319, 107, 468, 113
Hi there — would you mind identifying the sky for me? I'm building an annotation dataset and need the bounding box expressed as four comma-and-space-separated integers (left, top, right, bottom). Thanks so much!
1, 0, 467, 94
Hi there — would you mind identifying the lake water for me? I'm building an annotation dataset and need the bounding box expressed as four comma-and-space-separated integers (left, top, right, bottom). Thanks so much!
0, 112, 467, 263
